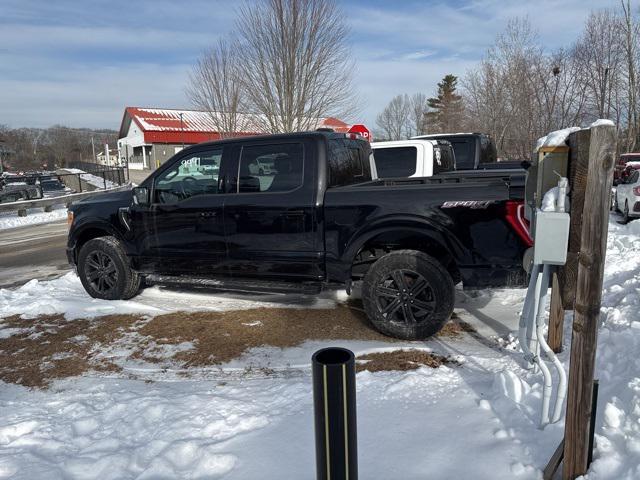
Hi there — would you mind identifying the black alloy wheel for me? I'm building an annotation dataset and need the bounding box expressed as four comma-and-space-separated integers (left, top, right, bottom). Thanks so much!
362, 250, 455, 340
374, 269, 436, 325
77, 236, 142, 300
84, 250, 119, 295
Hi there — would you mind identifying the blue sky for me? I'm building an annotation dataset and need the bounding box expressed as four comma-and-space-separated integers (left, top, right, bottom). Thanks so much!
0, 0, 620, 130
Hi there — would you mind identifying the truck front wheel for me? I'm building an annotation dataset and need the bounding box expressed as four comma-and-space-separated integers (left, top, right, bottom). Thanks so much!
77, 236, 141, 300
362, 250, 455, 340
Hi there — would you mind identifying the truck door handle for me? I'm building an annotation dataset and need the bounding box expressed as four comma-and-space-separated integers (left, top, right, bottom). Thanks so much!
199, 211, 217, 218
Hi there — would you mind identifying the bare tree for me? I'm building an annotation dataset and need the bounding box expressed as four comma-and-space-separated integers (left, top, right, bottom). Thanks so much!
410, 93, 429, 136
376, 94, 412, 140
235, 0, 358, 133
621, 0, 639, 150
573, 10, 624, 121
186, 37, 251, 138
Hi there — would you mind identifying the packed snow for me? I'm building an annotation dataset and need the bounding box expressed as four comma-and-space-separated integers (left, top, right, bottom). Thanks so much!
0, 273, 342, 320
0, 206, 67, 230
536, 126, 581, 149
0, 216, 639, 478
590, 119, 616, 128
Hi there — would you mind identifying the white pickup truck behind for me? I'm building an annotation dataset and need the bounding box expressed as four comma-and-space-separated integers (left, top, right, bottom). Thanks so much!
370, 139, 456, 179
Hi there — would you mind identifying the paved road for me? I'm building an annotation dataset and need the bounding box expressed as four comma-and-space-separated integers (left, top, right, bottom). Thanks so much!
0, 220, 70, 288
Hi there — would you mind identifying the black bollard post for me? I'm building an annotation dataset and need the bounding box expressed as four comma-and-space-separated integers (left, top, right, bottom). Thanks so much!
312, 347, 358, 480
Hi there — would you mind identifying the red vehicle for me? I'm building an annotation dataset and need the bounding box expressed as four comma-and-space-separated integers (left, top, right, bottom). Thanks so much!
619, 162, 640, 184
615, 153, 640, 184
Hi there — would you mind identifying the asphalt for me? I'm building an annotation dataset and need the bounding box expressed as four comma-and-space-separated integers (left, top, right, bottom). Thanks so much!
0, 220, 71, 288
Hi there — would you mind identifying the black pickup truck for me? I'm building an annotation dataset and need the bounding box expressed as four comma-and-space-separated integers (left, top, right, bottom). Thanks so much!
67, 131, 530, 339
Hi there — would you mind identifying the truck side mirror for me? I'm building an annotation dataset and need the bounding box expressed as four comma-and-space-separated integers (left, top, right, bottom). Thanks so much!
132, 186, 150, 206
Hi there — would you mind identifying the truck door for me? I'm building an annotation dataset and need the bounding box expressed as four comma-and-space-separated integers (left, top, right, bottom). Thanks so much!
133, 147, 228, 275
222, 139, 323, 281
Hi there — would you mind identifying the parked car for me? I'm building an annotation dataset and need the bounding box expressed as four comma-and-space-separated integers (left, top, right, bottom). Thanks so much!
371, 139, 456, 179
247, 156, 278, 175
614, 167, 640, 223
0, 176, 41, 203
40, 178, 74, 197
614, 152, 640, 185
67, 131, 530, 340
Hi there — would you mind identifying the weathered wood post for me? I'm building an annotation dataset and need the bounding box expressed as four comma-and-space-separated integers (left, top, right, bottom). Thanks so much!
562, 123, 616, 479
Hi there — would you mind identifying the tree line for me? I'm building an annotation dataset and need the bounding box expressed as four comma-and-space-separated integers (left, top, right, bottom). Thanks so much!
0, 125, 117, 172
376, 2, 640, 160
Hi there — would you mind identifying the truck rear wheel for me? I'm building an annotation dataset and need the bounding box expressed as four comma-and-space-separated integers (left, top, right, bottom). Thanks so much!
362, 250, 455, 340
77, 236, 141, 300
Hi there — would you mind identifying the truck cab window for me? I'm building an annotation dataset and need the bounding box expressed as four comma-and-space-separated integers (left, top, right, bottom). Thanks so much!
237, 143, 303, 193
154, 149, 222, 203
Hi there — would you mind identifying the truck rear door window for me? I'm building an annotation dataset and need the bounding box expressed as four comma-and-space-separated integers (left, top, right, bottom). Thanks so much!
237, 143, 303, 193
327, 139, 372, 187
373, 147, 417, 178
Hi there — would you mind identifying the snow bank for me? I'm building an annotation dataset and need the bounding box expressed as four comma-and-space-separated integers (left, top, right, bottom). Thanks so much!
0, 272, 342, 320
0, 206, 67, 230
536, 126, 581, 150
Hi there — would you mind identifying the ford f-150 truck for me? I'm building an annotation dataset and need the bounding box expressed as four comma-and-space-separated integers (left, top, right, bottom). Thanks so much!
67, 131, 530, 339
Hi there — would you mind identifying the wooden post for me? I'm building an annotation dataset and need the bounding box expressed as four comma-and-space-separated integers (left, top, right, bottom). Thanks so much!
548, 272, 565, 352
558, 129, 592, 309
563, 124, 616, 479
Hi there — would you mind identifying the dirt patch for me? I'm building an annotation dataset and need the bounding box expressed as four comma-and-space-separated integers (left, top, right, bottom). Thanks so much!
356, 349, 456, 373
0, 306, 473, 387
135, 305, 397, 365
437, 314, 477, 337
0, 314, 138, 388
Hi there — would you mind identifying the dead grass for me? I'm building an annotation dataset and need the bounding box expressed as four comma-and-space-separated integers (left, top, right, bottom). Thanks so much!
0, 305, 472, 388
136, 305, 397, 365
356, 349, 456, 373
0, 314, 138, 388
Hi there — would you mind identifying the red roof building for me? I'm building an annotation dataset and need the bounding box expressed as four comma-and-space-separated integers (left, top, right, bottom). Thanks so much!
117, 107, 350, 170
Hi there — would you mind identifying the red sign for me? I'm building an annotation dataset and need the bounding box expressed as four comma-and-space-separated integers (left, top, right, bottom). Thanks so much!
348, 124, 371, 141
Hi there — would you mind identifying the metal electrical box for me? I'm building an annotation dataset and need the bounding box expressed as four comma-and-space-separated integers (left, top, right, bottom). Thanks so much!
533, 210, 570, 265
536, 146, 569, 207
525, 145, 570, 230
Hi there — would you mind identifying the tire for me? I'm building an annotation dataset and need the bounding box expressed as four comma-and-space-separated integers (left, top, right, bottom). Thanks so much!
77, 236, 141, 300
613, 192, 619, 212
362, 250, 455, 340
623, 201, 631, 224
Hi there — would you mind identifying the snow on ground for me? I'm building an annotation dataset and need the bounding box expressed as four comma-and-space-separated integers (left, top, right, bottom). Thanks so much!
0, 216, 639, 479
0, 206, 67, 230
0, 272, 342, 320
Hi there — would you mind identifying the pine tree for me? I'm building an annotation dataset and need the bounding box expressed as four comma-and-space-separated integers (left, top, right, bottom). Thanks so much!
425, 74, 465, 133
